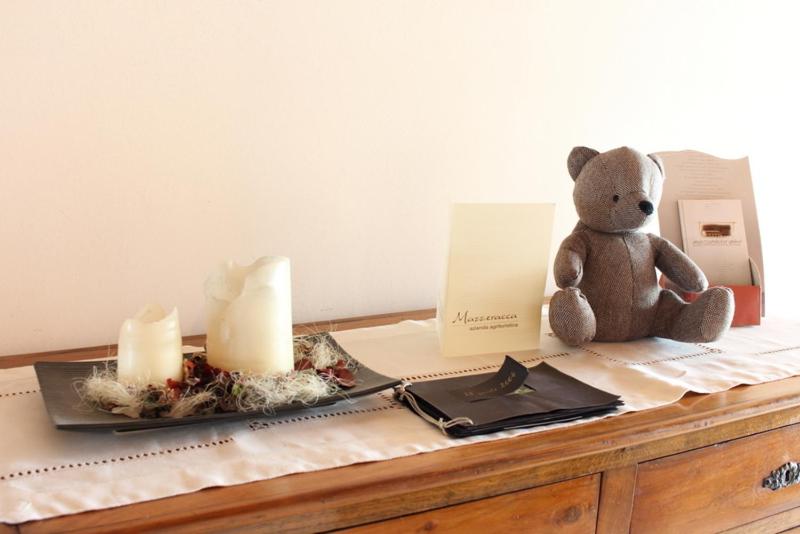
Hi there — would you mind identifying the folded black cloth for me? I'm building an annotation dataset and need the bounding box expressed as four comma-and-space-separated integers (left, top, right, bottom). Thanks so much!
394, 356, 623, 438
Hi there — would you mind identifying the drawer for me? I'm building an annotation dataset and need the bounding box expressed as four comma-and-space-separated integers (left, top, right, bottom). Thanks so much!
631, 424, 800, 533
345, 474, 599, 533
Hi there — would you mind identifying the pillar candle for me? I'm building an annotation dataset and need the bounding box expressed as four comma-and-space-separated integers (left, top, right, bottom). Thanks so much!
117, 304, 184, 386
205, 256, 294, 375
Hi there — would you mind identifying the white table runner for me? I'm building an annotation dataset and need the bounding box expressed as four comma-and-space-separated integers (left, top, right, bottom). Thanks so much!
2, 315, 800, 524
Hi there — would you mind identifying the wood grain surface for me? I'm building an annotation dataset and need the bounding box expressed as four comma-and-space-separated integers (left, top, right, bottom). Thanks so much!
5, 309, 800, 532
342, 474, 600, 533
596, 465, 638, 534
632, 423, 800, 533
723, 506, 800, 534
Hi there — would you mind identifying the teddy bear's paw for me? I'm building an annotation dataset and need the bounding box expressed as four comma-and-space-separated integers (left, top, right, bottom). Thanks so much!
698, 287, 735, 341
549, 288, 596, 346
667, 286, 735, 342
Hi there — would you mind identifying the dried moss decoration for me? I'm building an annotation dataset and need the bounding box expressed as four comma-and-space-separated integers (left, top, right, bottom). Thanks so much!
76, 334, 357, 419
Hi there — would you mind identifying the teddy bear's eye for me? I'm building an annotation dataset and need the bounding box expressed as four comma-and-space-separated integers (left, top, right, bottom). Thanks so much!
612, 194, 620, 202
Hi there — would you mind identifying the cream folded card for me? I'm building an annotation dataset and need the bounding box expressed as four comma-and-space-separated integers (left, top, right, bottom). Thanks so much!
437, 203, 555, 358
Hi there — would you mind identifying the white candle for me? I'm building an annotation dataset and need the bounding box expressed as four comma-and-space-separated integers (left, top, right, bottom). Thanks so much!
117, 304, 184, 386
205, 256, 294, 375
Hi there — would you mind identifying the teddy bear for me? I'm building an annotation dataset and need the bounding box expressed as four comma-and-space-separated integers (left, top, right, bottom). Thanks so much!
549, 146, 735, 346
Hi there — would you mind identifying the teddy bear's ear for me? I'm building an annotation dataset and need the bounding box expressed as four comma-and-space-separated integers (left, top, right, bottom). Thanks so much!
568, 147, 600, 180
647, 153, 665, 176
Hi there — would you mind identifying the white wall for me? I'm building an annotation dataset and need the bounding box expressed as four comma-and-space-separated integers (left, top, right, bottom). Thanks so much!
1, 0, 798, 356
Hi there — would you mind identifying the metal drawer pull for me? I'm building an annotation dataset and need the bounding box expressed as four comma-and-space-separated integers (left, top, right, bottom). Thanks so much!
763, 462, 800, 491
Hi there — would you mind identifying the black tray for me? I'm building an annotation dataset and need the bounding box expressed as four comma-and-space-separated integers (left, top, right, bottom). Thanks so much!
34, 333, 400, 431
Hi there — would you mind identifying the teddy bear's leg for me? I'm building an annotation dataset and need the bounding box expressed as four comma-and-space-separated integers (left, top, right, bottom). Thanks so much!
651, 288, 735, 343
549, 287, 596, 346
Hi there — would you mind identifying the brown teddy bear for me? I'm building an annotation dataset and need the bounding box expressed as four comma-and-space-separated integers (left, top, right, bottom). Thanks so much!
549, 146, 735, 346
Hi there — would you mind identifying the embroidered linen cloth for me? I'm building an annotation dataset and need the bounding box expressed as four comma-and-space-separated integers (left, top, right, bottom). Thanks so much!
2, 315, 800, 524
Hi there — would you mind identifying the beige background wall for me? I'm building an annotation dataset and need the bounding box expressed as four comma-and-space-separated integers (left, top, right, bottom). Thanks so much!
1, 0, 798, 356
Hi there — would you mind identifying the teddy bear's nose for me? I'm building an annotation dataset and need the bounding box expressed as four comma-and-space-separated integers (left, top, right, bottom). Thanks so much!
638, 200, 654, 215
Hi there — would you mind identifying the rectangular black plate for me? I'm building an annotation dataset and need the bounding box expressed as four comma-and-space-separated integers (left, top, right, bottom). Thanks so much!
34, 333, 400, 432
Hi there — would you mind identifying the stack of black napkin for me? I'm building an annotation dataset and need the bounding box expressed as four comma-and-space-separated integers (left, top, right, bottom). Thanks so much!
395, 356, 623, 438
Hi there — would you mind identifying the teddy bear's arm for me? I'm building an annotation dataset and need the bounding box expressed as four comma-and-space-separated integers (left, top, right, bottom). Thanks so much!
650, 234, 708, 293
554, 233, 587, 288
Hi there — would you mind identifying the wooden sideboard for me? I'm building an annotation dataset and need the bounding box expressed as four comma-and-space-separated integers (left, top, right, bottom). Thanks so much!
4, 310, 800, 533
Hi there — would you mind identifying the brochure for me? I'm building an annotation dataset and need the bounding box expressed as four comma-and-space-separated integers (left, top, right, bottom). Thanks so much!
678, 199, 751, 286
655, 150, 763, 308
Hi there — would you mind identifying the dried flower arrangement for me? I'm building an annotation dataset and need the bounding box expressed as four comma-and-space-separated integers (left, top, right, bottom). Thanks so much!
75, 334, 357, 419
